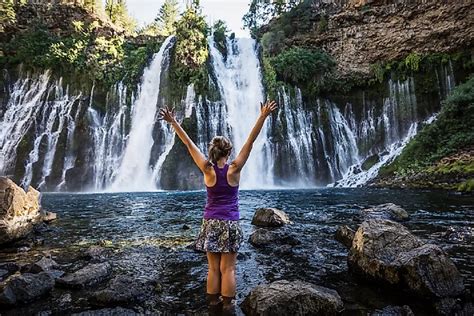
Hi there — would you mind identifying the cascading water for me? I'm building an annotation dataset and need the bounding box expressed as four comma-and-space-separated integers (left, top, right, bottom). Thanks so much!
88, 84, 130, 191
208, 37, 274, 188
108, 36, 175, 192
0, 71, 51, 177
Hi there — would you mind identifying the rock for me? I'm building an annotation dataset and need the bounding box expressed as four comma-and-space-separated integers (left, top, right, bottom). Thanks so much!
71, 307, 139, 316
0, 177, 42, 244
0, 262, 20, 274
0, 269, 8, 279
241, 280, 343, 316
90, 275, 151, 305
57, 293, 72, 311
41, 211, 57, 222
360, 203, 409, 221
335, 225, 355, 248
249, 228, 300, 247
30, 257, 59, 273
85, 246, 108, 262
349, 219, 465, 300
0, 272, 54, 305
371, 305, 414, 316
251, 208, 290, 227
57, 263, 111, 289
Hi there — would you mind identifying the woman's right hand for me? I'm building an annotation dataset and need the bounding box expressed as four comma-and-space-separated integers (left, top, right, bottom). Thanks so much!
260, 100, 278, 118
159, 106, 176, 124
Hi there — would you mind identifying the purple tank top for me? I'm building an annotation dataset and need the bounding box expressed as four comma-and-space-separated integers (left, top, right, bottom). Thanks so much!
204, 164, 239, 221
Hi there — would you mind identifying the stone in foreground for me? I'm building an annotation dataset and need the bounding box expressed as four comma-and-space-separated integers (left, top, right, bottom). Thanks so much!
249, 228, 300, 247
360, 203, 409, 221
0, 272, 54, 305
251, 208, 290, 227
241, 280, 343, 316
57, 263, 111, 289
334, 225, 355, 248
90, 275, 151, 305
370, 305, 414, 316
349, 219, 465, 298
0, 177, 42, 244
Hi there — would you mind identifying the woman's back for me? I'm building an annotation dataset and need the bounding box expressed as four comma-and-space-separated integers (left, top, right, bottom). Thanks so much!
204, 163, 239, 221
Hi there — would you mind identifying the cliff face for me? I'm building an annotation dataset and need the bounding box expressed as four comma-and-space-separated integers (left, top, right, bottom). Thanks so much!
263, 0, 473, 77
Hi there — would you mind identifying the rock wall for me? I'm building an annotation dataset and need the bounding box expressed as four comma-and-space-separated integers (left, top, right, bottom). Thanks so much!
265, 0, 474, 77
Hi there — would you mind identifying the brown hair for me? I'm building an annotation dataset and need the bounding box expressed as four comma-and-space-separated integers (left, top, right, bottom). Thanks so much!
208, 136, 232, 165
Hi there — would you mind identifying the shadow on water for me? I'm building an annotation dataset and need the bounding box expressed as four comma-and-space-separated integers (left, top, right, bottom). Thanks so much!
1, 188, 473, 314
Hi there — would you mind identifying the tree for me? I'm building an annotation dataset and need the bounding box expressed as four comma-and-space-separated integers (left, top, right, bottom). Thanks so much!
154, 0, 179, 36
105, 0, 136, 32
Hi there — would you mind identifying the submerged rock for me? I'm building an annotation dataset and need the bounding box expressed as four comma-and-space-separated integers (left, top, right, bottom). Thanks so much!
71, 307, 139, 316
57, 263, 111, 289
251, 208, 290, 227
370, 305, 414, 316
0, 177, 42, 244
241, 279, 343, 316
349, 219, 465, 299
249, 228, 300, 248
0, 272, 54, 305
360, 203, 409, 221
90, 275, 152, 306
41, 211, 57, 222
335, 225, 355, 248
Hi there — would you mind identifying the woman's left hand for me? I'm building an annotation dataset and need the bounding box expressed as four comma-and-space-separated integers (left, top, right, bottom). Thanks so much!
159, 106, 176, 123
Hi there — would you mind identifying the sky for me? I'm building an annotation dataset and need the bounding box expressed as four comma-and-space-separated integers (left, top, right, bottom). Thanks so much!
124, 0, 251, 37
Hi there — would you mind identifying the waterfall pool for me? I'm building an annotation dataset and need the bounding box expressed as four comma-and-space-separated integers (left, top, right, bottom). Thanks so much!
1, 188, 473, 314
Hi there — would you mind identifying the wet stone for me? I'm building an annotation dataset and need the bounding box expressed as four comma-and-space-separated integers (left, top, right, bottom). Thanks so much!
335, 225, 355, 248
251, 208, 290, 227
57, 263, 111, 289
241, 279, 343, 316
249, 228, 300, 248
0, 272, 55, 306
371, 305, 414, 316
360, 203, 409, 221
71, 307, 139, 316
90, 275, 153, 306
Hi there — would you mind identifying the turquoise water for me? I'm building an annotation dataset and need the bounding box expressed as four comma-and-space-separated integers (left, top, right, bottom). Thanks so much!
3, 188, 473, 313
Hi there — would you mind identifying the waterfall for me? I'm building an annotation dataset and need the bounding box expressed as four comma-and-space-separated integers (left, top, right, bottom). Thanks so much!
208, 37, 274, 188
0, 71, 51, 177
108, 36, 175, 192
88, 84, 129, 191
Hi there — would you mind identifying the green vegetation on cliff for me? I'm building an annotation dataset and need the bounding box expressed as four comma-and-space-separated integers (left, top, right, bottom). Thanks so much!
0, 2, 162, 92
169, 1, 209, 98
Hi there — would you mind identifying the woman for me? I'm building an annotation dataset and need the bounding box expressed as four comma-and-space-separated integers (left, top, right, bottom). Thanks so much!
159, 100, 277, 314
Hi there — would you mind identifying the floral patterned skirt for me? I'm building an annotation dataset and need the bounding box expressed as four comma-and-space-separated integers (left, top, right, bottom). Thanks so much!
194, 218, 244, 253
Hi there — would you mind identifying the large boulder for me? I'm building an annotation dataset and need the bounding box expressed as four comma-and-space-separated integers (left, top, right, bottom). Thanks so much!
0, 177, 42, 244
0, 272, 55, 305
249, 228, 301, 248
360, 203, 409, 221
57, 263, 111, 289
348, 219, 465, 299
241, 280, 343, 315
251, 208, 290, 227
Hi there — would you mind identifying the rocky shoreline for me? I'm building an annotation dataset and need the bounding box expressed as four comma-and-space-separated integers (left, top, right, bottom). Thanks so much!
0, 179, 473, 315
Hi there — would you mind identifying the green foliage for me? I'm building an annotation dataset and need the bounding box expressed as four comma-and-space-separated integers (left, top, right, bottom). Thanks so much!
380, 76, 474, 176
154, 0, 180, 36
318, 15, 328, 33
457, 178, 474, 192
0, 15, 162, 91
105, 0, 137, 32
404, 52, 421, 72
0, 0, 16, 32
243, 0, 301, 36
213, 20, 229, 57
171, 3, 209, 95
262, 56, 278, 99
261, 30, 286, 55
270, 47, 335, 94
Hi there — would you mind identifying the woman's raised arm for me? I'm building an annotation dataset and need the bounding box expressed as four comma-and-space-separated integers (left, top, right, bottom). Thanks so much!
231, 100, 278, 172
159, 107, 209, 172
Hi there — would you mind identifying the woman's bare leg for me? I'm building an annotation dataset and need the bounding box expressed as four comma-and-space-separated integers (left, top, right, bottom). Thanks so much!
220, 252, 237, 297
206, 252, 221, 296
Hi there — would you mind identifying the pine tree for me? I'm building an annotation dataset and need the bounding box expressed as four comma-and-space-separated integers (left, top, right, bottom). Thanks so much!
155, 0, 179, 36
